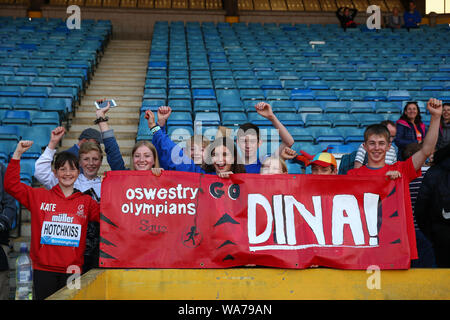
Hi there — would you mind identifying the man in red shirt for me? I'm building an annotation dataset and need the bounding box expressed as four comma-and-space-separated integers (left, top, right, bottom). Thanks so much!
347, 98, 443, 261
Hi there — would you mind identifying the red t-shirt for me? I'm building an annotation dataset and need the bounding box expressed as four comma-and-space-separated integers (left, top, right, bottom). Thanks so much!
347, 157, 421, 260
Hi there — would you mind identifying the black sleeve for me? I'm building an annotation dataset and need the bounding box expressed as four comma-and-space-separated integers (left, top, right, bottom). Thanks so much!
414, 167, 438, 239
0, 163, 17, 230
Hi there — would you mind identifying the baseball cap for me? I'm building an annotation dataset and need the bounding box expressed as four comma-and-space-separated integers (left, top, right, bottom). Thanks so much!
308, 152, 337, 168
78, 128, 102, 144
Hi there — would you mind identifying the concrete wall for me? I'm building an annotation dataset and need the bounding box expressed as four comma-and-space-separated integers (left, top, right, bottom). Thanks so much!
0, 4, 449, 40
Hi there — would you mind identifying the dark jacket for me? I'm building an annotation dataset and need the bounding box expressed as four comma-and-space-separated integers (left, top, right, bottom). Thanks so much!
437, 122, 450, 151
415, 154, 450, 266
0, 163, 17, 270
336, 7, 358, 29
395, 119, 426, 160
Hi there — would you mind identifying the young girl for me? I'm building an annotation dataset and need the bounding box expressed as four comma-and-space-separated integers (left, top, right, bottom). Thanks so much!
147, 108, 245, 177
5, 141, 100, 300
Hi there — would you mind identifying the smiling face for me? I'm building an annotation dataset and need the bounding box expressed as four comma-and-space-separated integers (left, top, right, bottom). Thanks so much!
364, 134, 391, 167
405, 103, 419, 122
260, 157, 285, 175
443, 104, 450, 123
133, 145, 155, 171
212, 144, 233, 174
55, 161, 79, 189
79, 150, 102, 180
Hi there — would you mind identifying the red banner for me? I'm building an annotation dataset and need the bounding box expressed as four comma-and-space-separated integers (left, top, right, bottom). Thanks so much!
99, 171, 412, 270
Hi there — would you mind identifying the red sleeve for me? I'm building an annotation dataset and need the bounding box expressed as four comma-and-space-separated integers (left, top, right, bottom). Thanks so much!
88, 197, 100, 222
402, 157, 422, 182
4, 159, 33, 209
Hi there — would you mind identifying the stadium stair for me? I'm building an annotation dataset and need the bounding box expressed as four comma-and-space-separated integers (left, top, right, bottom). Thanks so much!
60, 40, 151, 174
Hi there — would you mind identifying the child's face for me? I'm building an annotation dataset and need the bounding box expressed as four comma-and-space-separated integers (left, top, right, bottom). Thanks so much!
364, 134, 391, 165
212, 145, 233, 173
188, 143, 204, 165
133, 145, 155, 171
55, 161, 79, 189
79, 150, 102, 179
311, 164, 335, 175
237, 133, 260, 158
260, 158, 284, 175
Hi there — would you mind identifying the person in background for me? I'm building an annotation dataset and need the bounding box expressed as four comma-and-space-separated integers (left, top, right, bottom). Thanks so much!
65, 128, 102, 157
259, 147, 297, 175
395, 101, 426, 160
0, 163, 17, 300
236, 102, 294, 173
354, 120, 398, 169
347, 98, 443, 264
386, 6, 403, 30
415, 142, 450, 267
5, 141, 100, 300
336, 6, 358, 30
402, 142, 435, 268
436, 102, 450, 151
403, 1, 421, 29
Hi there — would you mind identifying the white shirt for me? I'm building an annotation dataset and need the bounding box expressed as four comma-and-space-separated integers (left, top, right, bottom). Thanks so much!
34, 147, 101, 199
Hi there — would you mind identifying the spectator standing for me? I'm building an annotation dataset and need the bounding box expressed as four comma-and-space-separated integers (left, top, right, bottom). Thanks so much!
415, 143, 450, 267
336, 7, 358, 30
0, 163, 17, 300
386, 6, 404, 30
403, 1, 421, 29
436, 103, 450, 150
395, 102, 426, 160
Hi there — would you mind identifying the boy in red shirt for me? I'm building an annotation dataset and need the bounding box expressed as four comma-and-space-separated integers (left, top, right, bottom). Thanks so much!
5, 141, 100, 300
347, 98, 443, 261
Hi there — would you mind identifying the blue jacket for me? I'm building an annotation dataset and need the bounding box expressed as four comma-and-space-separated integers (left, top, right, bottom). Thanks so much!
395, 119, 426, 159
152, 127, 205, 173
403, 10, 421, 28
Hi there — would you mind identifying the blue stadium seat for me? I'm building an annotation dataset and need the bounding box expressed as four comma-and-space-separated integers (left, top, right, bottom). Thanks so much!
264, 89, 289, 100
240, 89, 265, 101
13, 97, 41, 111
192, 89, 215, 100
168, 79, 190, 89
2, 110, 31, 125
375, 101, 402, 114
286, 127, 315, 143
363, 91, 387, 101
195, 112, 220, 126
323, 101, 349, 113
343, 127, 365, 144
191, 79, 214, 89
274, 112, 304, 127
143, 89, 167, 100
168, 99, 192, 112
145, 78, 166, 89
22, 86, 49, 98
141, 99, 166, 112
0, 97, 15, 110
291, 89, 315, 100
0, 86, 23, 97
304, 114, 332, 127
359, 114, 385, 126
167, 111, 193, 126
193, 100, 219, 113
236, 79, 260, 89
167, 126, 194, 142
221, 112, 248, 127
330, 114, 359, 127
348, 101, 374, 113
387, 90, 411, 101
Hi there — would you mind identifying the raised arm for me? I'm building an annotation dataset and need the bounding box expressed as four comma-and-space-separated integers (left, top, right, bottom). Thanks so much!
95, 100, 126, 171
6, 141, 36, 209
255, 102, 294, 157
146, 109, 204, 173
412, 98, 443, 171
34, 126, 65, 189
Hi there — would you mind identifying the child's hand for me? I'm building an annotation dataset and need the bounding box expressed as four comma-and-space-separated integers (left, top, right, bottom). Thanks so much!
217, 171, 233, 179
13, 140, 34, 159
255, 102, 274, 120
95, 99, 111, 118
280, 147, 297, 160
151, 168, 164, 177
145, 110, 156, 128
385, 170, 402, 180
157, 106, 172, 127
427, 98, 443, 118
49, 126, 66, 149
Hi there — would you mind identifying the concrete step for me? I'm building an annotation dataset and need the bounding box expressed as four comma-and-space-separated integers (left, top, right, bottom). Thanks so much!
21, 222, 31, 238
84, 89, 144, 96
80, 97, 143, 105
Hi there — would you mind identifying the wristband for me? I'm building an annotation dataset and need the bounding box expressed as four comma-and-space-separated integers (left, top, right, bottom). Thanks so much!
94, 116, 108, 124
150, 125, 161, 134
